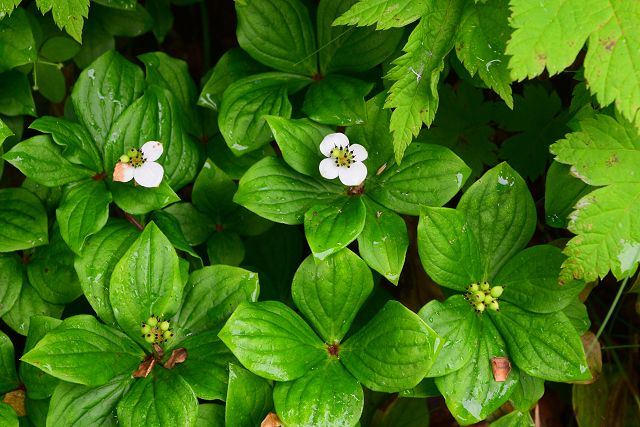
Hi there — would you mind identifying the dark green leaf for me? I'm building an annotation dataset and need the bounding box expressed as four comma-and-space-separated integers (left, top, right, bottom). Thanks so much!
0, 187, 48, 252
34, 61, 66, 103
151, 210, 203, 264
303, 75, 373, 126
146, 0, 173, 43
292, 249, 373, 342
398, 377, 440, 398
92, 0, 137, 10
207, 133, 275, 180
21, 315, 144, 386
73, 18, 115, 69
0, 8, 36, 72
196, 404, 225, 427
370, 397, 430, 427
0, 402, 18, 427
0, 254, 22, 317
206, 231, 245, 267
0, 70, 36, 116
219, 301, 326, 381
510, 371, 544, 412
110, 179, 180, 215
2, 280, 63, 336
94, 2, 152, 37
563, 299, 591, 335
544, 161, 592, 228
191, 159, 236, 220
163, 202, 214, 246
39, 35, 81, 62
274, 360, 363, 427
21, 178, 62, 213
0, 330, 19, 394
342, 300, 442, 392
235, 0, 316, 75
18, 315, 62, 399
226, 363, 273, 427
25, 396, 49, 427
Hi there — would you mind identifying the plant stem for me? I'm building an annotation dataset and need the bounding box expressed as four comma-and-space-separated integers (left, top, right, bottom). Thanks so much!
589, 276, 630, 354
200, 0, 211, 71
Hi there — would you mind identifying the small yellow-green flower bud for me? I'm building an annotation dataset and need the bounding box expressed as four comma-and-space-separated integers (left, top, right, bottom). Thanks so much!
475, 302, 485, 312
141, 324, 151, 334
472, 291, 485, 303
119, 154, 130, 163
163, 330, 174, 340
127, 148, 138, 158
468, 283, 479, 292
147, 316, 158, 327
144, 333, 155, 343
480, 282, 490, 291
490, 286, 504, 298
489, 301, 500, 311
160, 321, 170, 331
484, 295, 494, 304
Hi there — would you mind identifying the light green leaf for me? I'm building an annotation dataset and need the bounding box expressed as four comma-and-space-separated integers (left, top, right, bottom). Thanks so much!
304, 197, 366, 260
385, 0, 464, 162
274, 360, 363, 427
0, 402, 18, 427
457, 162, 536, 280
0, 187, 48, 252
21, 315, 144, 386
235, 0, 316, 75
206, 232, 245, 267
490, 411, 535, 427
368, 143, 470, 215
109, 222, 183, 346
292, 250, 373, 343
418, 295, 480, 377
74, 219, 139, 326
0, 0, 21, 16
218, 301, 326, 382
544, 162, 592, 229
218, 72, 311, 155
226, 364, 273, 427
509, 371, 545, 412
110, 179, 180, 215
0, 330, 19, 394
341, 300, 442, 392
18, 315, 62, 399
0, 254, 22, 318
36, 0, 89, 42
0, 8, 36, 72
417, 207, 482, 291
357, 198, 408, 285
2, 280, 63, 336
489, 302, 591, 382
234, 157, 343, 224
0, 70, 36, 117
563, 299, 591, 335
117, 367, 198, 427
302, 75, 373, 126
333, 0, 427, 29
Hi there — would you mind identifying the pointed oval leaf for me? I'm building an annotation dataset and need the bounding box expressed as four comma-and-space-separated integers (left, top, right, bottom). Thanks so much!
302, 75, 373, 126
226, 363, 274, 427
0, 330, 19, 394
19, 315, 62, 399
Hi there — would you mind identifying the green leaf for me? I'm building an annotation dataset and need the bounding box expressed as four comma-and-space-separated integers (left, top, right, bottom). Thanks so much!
219, 301, 326, 381
274, 360, 363, 427
368, 143, 470, 215
0, 8, 37, 72
457, 162, 536, 280
21, 177, 62, 212
27, 226, 82, 304
74, 219, 139, 326
496, 245, 584, 313
302, 75, 373, 126
197, 404, 225, 427
164, 202, 214, 246
318, 0, 403, 74
0, 187, 48, 252
109, 222, 183, 346
435, 316, 519, 425
370, 397, 430, 427
489, 302, 591, 382
151, 210, 202, 264
94, 2, 153, 37
2, 280, 63, 336
544, 162, 592, 228
357, 198, 407, 285
35, 0, 89, 42
30, 116, 103, 172
418, 295, 480, 377
490, 411, 535, 427
304, 197, 366, 260
176, 265, 259, 336
226, 364, 273, 427
73, 18, 115, 69
71, 50, 145, 150
454, 0, 513, 107
0, 70, 36, 117
146, 0, 173, 42
39, 35, 81, 62
0, 0, 21, 16
192, 159, 236, 220
34, 60, 66, 103
385, 0, 464, 162
0, 330, 19, 394
4, 135, 95, 186
235, 0, 316, 75
173, 330, 236, 401
21, 315, 144, 386
563, 299, 591, 335
0, 254, 22, 317
0, 118, 13, 147
56, 179, 112, 254
0, 403, 18, 427
218, 72, 311, 155
417, 207, 482, 291
341, 300, 442, 392
509, 371, 545, 412
292, 250, 373, 342
47, 374, 133, 426
110, 179, 180, 215
333, 0, 427, 29
18, 315, 62, 399
206, 231, 245, 267
234, 157, 343, 224
92, 0, 137, 10
117, 367, 198, 427
266, 116, 332, 177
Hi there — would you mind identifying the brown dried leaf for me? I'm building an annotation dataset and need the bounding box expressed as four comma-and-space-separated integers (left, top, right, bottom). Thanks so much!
491, 356, 511, 382
132, 357, 156, 378
163, 348, 188, 369
573, 332, 601, 384
261, 412, 282, 427
2, 389, 26, 416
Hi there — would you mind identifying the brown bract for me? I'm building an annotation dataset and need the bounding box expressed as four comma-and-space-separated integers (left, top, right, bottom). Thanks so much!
491, 356, 511, 382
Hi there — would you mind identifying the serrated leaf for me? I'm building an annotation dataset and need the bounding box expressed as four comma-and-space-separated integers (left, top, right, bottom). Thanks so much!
385, 0, 464, 162
18, 315, 62, 399
333, 0, 427, 30
0, 0, 21, 16
0, 254, 22, 318
47, 374, 133, 426
0, 187, 48, 252
417, 207, 482, 291
2, 280, 63, 336
457, 163, 536, 280
0, 330, 19, 394
341, 300, 441, 392
226, 364, 273, 427
109, 222, 183, 346
368, 142, 470, 216
21, 315, 144, 386
544, 162, 592, 228
36, 0, 89, 42
235, 0, 316, 75
117, 367, 198, 427
218, 301, 326, 382
274, 360, 363, 427
489, 302, 591, 382
0, 8, 37, 72
303, 75, 373, 126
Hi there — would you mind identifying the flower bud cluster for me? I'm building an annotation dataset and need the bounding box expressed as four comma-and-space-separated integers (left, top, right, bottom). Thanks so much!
465, 282, 503, 313
140, 315, 174, 344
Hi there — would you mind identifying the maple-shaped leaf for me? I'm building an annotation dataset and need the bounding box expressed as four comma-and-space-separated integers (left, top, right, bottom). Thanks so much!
417, 82, 497, 180
495, 84, 568, 180
332, 0, 428, 30
385, 0, 465, 163
550, 114, 640, 282
36, 0, 89, 43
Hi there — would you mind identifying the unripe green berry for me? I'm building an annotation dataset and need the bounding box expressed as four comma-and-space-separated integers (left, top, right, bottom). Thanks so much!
127, 148, 138, 158
490, 286, 504, 298
489, 301, 500, 311
163, 330, 174, 340
468, 283, 479, 292
480, 282, 490, 291
119, 154, 130, 163
484, 295, 494, 304
475, 302, 485, 312
147, 316, 158, 327
144, 333, 155, 343
160, 321, 170, 331
472, 291, 484, 303
141, 324, 151, 334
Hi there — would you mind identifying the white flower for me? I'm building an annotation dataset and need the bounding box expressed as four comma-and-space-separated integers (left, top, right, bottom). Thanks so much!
113, 141, 164, 188
319, 133, 368, 186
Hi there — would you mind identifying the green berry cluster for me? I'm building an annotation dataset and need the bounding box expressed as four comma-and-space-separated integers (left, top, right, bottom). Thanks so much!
119, 147, 144, 167
465, 282, 504, 313
140, 315, 174, 344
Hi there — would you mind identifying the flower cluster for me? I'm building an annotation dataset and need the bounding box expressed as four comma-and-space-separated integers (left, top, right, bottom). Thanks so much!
113, 140, 164, 187
464, 282, 503, 312
140, 315, 174, 344
319, 133, 368, 186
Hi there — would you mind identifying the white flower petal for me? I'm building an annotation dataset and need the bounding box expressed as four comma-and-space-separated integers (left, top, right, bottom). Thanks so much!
134, 161, 164, 187
320, 133, 349, 156
113, 162, 135, 182
349, 144, 368, 161
141, 141, 163, 162
319, 157, 340, 179
338, 161, 367, 186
